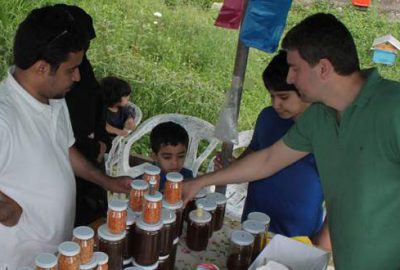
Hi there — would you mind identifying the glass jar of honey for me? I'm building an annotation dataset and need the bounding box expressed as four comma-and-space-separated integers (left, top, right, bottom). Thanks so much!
143, 165, 161, 191
206, 192, 227, 231
168, 237, 179, 270
58, 241, 80, 270
93, 252, 108, 270
184, 188, 207, 222
164, 172, 183, 204
98, 224, 126, 270
107, 199, 128, 234
143, 191, 162, 224
242, 219, 266, 261
134, 217, 163, 266
195, 197, 217, 238
160, 208, 176, 257
130, 179, 148, 212
35, 253, 57, 270
162, 199, 183, 238
247, 212, 270, 245
72, 226, 94, 264
79, 257, 97, 270
226, 230, 254, 270
186, 205, 212, 251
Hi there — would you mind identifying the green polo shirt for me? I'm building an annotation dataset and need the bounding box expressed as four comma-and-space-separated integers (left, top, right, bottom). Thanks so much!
283, 69, 400, 270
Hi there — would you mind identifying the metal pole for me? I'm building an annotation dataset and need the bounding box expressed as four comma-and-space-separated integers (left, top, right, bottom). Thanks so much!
215, 0, 249, 194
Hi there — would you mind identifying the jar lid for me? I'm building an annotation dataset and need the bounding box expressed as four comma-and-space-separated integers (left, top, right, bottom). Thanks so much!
206, 192, 227, 205
195, 188, 208, 199
136, 216, 163, 231
131, 179, 149, 190
58, 241, 80, 256
144, 164, 161, 175
166, 172, 183, 182
189, 209, 212, 223
242, 220, 265, 234
123, 257, 133, 265
93, 251, 108, 264
35, 253, 57, 268
133, 259, 159, 270
144, 191, 163, 202
162, 199, 183, 210
230, 230, 254, 246
73, 226, 94, 240
195, 198, 217, 211
109, 199, 128, 211
127, 208, 136, 225
98, 224, 126, 241
247, 211, 270, 226
173, 237, 179, 245
159, 254, 170, 260
161, 208, 176, 224
80, 256, 97, 270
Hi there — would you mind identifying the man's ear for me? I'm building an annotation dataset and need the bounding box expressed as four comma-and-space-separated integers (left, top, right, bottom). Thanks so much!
32, 60, 50, 76
319, 58, 333, 80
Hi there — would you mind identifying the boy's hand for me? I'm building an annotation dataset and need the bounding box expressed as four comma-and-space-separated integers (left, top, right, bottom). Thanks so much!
96, 141, 107, 164
0, 191, 22, 227
118, 129, 129, 137
213, 152, 234, 171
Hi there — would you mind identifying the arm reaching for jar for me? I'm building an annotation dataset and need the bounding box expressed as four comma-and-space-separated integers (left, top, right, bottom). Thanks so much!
0, 190, 22, 227
182, 139, 308, 205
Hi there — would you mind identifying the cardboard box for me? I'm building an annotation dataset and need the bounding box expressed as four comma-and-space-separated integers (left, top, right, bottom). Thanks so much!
249, 234, 330, 270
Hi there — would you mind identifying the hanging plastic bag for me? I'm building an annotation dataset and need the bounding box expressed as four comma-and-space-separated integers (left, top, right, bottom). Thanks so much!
214, 77, 241, 144
214, 0, 245, 30
239, 0, 292, 53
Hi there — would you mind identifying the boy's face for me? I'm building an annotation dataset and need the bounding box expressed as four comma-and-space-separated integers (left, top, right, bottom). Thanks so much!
270, 90, 309, 120
152, 143, 187, 173
117, 95, 130, 107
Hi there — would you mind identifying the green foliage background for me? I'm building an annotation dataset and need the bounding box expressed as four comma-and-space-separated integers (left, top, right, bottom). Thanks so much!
0, 0, 399, 134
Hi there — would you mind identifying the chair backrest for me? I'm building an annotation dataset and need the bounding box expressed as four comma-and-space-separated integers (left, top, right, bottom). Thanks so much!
106, 113, 220, 179
129, 102, 143, 126
206, 129, 254, 173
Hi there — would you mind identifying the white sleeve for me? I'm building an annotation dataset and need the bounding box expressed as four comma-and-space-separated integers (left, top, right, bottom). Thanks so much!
0, 124, 12, 174
61, 99, 75, 147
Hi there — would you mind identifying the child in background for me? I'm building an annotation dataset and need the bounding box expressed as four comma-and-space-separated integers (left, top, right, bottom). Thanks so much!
101, 76, 136, 138
150, 122, 193, 191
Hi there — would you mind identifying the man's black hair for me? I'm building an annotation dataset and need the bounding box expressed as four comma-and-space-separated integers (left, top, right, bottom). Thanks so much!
100, 76, 132, 107
150, 122, 189, 154
263, 50, 298, 93
282, 13, 360, 75
13, 5, 89, 72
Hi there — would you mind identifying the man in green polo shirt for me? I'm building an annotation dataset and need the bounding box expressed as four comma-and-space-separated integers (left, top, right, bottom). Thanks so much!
183, 13, 400, 269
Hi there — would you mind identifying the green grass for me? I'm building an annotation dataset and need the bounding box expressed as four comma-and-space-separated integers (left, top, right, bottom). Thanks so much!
1, 0, 399, 145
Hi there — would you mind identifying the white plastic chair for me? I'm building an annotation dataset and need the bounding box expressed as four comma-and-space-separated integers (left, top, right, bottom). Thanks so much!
106, 113, 220, 179
129, 102, 143, 127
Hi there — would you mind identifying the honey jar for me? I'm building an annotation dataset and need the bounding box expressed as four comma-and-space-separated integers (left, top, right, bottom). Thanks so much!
72, 226, 94, 264
107, 199, 128, 234
58, 241, 81, 270
143, 191, 162, 224
35, 253, 57, 270
143, 165, 161, 191
129, 179, 148, 212
164, 172, 183, 204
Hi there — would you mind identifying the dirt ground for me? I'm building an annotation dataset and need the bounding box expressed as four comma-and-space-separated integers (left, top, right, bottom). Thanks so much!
299, 0, 400, 21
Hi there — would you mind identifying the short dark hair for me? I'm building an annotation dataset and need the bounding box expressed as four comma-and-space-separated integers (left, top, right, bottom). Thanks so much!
282, 13, 360, 75
263, 50, 298, 93
150, 122, 189, 153
101, 76, 132, 107
13, 5, 89, 71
